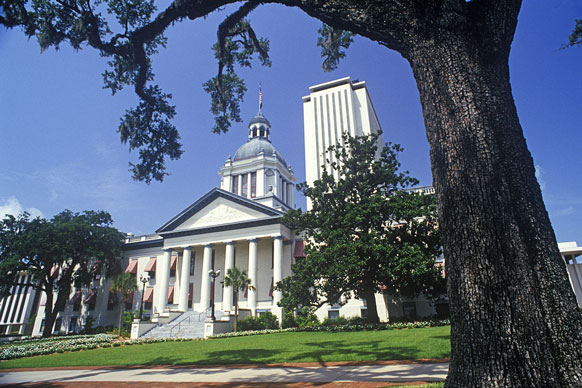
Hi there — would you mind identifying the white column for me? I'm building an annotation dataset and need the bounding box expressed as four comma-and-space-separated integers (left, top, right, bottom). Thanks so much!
223, 242, 235, 312
156, 249, 171, 314
200, 244, 213, 312
248, 239, 258, 314
179, 247, 192, 312
273, 236, 283, 306
273, 236, 284, 325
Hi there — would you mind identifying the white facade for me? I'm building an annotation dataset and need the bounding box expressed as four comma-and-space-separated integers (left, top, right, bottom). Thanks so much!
0, 274, 38, 336
302, 76, 384, 196
560, 241, 582, 306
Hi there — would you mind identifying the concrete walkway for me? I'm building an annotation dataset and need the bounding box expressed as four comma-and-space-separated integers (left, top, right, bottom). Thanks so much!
0, 362, 448, 387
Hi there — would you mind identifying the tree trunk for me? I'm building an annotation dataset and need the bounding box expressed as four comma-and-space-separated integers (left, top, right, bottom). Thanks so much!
42, 286, 55, 338
234, 292, 238, 332
362, 286, 380, 324
118, 293, 124, 337
406, 34, 582, 387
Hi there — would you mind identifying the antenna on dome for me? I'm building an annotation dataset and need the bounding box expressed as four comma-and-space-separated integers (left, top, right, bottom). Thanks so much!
258, 84, 263, 113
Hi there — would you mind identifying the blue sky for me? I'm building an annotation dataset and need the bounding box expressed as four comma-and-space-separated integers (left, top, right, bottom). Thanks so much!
0, 1, 581, 243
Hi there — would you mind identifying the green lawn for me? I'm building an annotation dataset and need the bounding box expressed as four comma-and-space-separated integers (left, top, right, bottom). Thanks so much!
0, 326, 450, 369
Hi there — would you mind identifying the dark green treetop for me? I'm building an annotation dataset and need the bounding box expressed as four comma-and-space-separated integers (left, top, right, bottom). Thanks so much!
0, 210, 123, 336
278, 132, 445, 323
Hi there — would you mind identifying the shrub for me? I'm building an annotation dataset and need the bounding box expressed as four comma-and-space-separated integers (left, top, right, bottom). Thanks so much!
346, 316, 366, 325
237, 312, 280, 331
258, 312, 279, 329
295, 308, 319, 328
282, 312, 297, 329
322, 316, 349, 326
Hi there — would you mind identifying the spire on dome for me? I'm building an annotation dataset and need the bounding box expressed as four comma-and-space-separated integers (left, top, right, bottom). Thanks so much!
258, 84, 263, 113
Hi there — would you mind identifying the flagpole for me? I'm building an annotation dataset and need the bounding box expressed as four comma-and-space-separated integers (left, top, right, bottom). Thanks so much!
258, 84, 262, 113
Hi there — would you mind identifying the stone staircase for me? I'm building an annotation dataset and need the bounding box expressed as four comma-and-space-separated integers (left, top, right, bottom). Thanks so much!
141, 310, 225, 339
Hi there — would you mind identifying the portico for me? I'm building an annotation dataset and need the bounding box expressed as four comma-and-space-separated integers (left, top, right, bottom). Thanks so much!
149, 230, 289, 318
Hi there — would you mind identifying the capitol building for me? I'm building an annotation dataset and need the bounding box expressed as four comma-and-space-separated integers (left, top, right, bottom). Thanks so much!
1, 77, 580, 337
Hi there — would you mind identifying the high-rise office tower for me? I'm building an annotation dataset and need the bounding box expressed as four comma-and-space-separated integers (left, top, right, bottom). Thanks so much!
302, 77, 384, 208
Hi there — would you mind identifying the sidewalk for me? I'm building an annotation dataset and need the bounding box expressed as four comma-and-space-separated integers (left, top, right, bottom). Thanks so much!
0, 361, 448, 387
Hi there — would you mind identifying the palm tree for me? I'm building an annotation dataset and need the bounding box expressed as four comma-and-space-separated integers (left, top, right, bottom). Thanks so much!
110, 272, 137, 337
224, 267, 254, 332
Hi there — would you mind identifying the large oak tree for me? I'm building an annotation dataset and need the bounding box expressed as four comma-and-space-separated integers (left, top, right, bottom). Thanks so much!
2, 1, 581, 386
279, 133, 444, 324
0, 211, 123, 337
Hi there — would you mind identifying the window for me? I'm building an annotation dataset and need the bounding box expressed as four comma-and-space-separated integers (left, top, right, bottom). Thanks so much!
251, 172, 257, 198
170, 255, 177, 278
241, 174, 248, 198
40, 319, 46, 334
328, 310, 340, 320
361, 309, 368, 319
190, 254, 195, 276
232, 175, 238, 195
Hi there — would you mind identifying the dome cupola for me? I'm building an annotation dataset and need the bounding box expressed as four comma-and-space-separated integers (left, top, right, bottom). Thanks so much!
248, 111, 271, 140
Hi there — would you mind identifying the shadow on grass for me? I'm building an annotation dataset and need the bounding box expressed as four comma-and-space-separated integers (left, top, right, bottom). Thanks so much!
142, 348, 281, 366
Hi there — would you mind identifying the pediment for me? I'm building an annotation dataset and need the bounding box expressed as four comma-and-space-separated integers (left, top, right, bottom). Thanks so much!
156, 188, 282, 233
174, 198, 267, 230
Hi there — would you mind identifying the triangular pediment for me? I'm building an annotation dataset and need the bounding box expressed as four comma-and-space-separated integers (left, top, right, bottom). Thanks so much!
156, 188, 283, 233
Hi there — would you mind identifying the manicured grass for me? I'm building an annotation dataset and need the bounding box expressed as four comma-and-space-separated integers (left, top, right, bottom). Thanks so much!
0, 326, 450, 369
387, 384, 443, 388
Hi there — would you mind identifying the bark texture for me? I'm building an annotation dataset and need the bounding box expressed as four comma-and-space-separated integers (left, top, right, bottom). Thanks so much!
402, 8, 582, 388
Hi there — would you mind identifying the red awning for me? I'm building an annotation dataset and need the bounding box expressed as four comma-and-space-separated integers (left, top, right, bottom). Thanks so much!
124, 291, 134, 303
69, 290, 82, 305
125, 259, 138, 274
269, 278, 274, 297
294, 240, 306, 258
170, 255, 177, 270
168, 286, 174, 303
144, 287, 154, 303
40, 293, 47, 306
188, 283, 193, 301
144, 257, 157, 272
84, 289, 97, 304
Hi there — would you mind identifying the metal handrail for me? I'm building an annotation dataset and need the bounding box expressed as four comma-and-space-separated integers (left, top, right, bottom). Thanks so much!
169, 314, 191, 337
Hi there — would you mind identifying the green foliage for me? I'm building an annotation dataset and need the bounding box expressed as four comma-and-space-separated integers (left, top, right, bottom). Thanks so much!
82, 316, 96, 335
121, 311, 135, 337
237, 312, 279, 331
278, 133, 445, 322
322, 316, 349, 326
111, 272, 137, 336
0, 1, 354, 182
281, 311, 297, 329
111, 273, 137, 297
317, 24, 353, 72
0, 210, 123, 337
567, 19, 582, 47
224, 266, 254, 332
294, 307, 320, 328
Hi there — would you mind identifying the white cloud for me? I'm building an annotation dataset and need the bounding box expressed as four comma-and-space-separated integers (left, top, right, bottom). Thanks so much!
0, 196, 43, 219
535, 165, 546, 190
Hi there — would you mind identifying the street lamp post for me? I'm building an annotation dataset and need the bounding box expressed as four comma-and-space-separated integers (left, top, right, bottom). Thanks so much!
208, 269, 221, 321
139, 274, 149, 321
